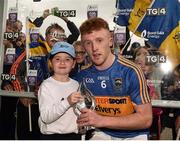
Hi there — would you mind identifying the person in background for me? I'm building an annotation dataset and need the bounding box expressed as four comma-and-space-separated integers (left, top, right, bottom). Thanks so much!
127, 42, 141, 60
0, 19, 25, 140
70, 40, 90, 78
33, 9, 79, 44
133, 46, 160, 99
76, 17, 152, 140
38, 42, 82, 140
14, 20, 23, 32
74, 41, 86, 67
161, 64, 180, 100
133, 46, 163, 139
161, 64, 180, 139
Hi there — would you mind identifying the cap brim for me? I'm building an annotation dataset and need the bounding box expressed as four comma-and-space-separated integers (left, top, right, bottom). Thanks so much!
49, 52, 75, 59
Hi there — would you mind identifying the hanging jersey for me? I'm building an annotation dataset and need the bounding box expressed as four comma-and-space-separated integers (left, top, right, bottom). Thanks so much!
29, 55, 50, 86
29, 35, 51, 57
75, 56, 150, 138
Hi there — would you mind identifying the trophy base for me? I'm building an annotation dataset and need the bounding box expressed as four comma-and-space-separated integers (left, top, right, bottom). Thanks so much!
78, 126, 94, 135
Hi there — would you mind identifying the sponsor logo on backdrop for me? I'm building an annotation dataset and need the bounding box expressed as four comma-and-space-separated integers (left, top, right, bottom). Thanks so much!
116, 8, 133, 16
1, 74, 16, 81
146, 8, 166, 15
146, 55, 166, 64
141, 30, 165, 39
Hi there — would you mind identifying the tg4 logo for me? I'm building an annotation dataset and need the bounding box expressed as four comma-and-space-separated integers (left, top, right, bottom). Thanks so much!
146, 55, 166, 64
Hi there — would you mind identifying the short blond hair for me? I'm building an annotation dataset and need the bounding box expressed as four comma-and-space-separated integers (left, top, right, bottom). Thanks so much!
73, 40, 81, 47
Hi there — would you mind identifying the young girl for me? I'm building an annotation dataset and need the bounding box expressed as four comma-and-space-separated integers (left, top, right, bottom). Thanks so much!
38, 41, 83, 140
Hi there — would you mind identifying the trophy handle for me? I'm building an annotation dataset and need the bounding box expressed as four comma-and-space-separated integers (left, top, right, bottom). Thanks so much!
80, 81, 96, 110
74, 81, 96, 134
74, 81, 96, 113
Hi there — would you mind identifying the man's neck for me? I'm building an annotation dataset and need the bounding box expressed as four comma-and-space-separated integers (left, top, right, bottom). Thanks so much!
95, 53, 115, 71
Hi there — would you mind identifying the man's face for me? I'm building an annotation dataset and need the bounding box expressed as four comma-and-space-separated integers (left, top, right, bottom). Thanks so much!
81, 28, 113, 68
46, 28, 66, 48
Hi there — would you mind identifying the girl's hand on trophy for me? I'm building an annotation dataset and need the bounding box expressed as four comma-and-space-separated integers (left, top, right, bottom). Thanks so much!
67, 92, 84, 106
77, 108, 102, 128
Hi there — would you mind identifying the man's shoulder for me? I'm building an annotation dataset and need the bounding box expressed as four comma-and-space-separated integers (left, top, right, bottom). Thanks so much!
73, 65, 93, 81
117, 55, 143, 73
81, 63, 93, 71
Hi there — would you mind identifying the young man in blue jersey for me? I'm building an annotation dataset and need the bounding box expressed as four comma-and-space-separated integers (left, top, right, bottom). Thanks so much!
76, 17, 152, 140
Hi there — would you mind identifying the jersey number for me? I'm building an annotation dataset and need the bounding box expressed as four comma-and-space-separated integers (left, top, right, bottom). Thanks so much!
101, 80, 106, 88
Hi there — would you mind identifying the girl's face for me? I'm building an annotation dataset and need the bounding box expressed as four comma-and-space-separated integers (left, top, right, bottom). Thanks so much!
134, 48, 152, 75
51, 53, 75, 76
135, 48, 149, 60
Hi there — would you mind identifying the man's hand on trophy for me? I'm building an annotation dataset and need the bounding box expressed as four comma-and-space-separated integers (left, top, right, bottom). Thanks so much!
67, 92, 84, 106
77, 108, 102, 128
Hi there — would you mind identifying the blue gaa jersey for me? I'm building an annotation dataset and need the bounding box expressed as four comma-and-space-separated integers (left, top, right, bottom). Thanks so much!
75, 56, 151, 138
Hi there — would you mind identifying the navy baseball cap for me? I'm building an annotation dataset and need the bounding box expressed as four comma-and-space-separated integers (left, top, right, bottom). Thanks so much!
49, 41, 75, 58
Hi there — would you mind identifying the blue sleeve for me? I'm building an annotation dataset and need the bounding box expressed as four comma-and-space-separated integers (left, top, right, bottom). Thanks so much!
128, 69, 150, 105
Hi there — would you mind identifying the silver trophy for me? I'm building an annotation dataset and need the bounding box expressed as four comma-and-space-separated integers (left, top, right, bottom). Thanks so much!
74, 81, 96, 134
